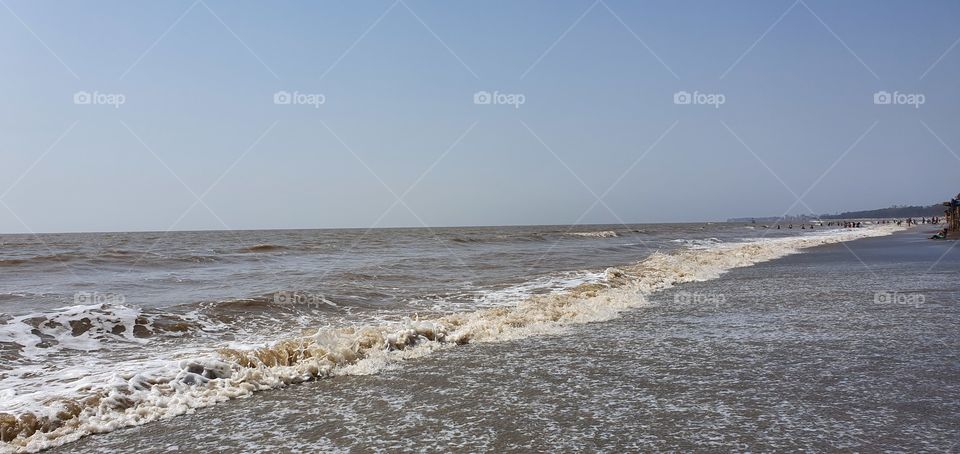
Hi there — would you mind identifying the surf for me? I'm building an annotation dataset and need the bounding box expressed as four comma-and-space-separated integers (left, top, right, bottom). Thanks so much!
0, 224, 905, 452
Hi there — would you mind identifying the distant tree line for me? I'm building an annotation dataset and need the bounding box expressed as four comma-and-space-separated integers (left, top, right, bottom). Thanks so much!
819, 204, 944, 219
728, 204, 946, 222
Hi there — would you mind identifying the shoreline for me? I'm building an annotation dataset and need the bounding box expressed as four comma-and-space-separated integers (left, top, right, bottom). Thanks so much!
45, 224, 959, 453
2, 225, 906, 453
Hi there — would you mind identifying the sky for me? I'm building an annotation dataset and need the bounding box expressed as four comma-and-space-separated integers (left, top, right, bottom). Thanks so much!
1, 0, 959, 233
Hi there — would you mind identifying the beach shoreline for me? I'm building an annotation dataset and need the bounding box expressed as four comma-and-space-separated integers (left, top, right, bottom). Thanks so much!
39, 225, 959, 453
1, 223, 928, 450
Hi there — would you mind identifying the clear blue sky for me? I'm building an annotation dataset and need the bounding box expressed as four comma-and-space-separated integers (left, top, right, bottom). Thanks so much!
1, 0, 958, 233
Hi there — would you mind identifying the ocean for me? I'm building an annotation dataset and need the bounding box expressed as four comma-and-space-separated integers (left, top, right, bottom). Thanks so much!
2, 222, 956, 452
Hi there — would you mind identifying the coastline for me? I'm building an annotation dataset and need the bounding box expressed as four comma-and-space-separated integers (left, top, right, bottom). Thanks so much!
42, 225, 959, 453
1, 225, 909, 453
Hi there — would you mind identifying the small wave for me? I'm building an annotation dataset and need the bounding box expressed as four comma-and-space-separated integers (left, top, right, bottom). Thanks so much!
200, 297, 278, 313
449, 233, 547, 245
0, 253, 85, 268
0, 224, 906, 452
0, 293, 41, 303
568, 230, 618, 238
671, 237, 724, 249
449, 237, 482, 244
0, 251, 224, 269
243, 244, 288, 253
338, 272, 379, 281
94, 249, 139, 258
199, 292, 341, 314
0, 259, 29, 267
474, 271, 607, 308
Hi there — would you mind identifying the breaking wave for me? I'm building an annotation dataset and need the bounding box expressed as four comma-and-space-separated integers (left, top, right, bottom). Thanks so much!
568, 230, 618, 238
671, 237, 724, 249
0, 225, 903, 452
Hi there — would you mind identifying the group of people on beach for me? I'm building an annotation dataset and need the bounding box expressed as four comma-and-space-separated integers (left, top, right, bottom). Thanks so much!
828, 222, 864, 228
765, 222, 852, 230
872, 218, 941, 226
760, 217, 943, 231
768, 224, 815, 230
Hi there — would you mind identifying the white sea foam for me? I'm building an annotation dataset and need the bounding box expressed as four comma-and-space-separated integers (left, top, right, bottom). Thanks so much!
0, 224, 905, 452
0, 304, 149, 360
671, 237, 724, 249
568, 231, 618, 238
473, 270, 608, 308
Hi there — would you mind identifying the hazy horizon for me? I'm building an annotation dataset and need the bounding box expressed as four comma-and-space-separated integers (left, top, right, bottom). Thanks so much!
0, 204, 939, 236
3, 0, 959, 234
